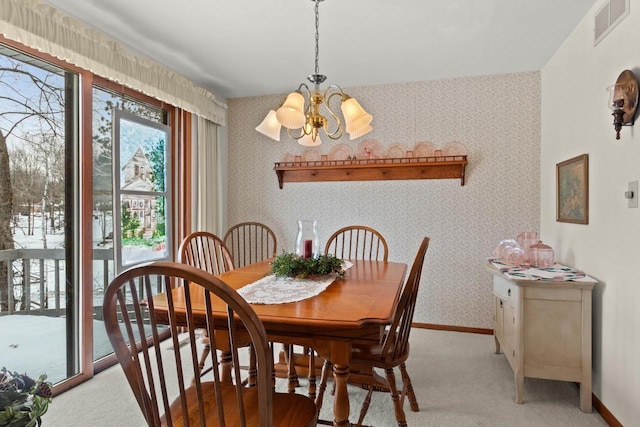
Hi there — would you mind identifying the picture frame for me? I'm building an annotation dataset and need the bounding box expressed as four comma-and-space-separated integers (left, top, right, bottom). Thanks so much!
556, 154, 589, 224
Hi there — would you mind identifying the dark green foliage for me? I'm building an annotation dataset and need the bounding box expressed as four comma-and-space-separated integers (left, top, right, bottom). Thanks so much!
0, 368, 52, 427
270, 252, 346, 279
120, 203, 140, 238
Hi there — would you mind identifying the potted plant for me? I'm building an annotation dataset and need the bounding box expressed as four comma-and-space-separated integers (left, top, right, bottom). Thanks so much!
0, 368, 52, 427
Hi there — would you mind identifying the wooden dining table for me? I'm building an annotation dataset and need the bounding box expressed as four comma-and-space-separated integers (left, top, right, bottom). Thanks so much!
152, 258, 407, 427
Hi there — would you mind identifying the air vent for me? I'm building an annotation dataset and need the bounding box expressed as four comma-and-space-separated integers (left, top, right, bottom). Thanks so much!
594, 0, 630, 46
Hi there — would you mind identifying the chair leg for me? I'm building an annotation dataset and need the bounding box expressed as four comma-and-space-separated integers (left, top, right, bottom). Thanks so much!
399, 362, 419, 412
385, 367, 407, 427
357, 385, 374, 426
308, 349, 316, 400
246, 344, 257, 387
315, 359, 333, 413
286, 345, 300, 392
198, 332, 211, 374
271, 342, 276, 391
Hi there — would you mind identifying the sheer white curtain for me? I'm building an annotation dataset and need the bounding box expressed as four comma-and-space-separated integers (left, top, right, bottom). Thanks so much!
195, 117, 223, 235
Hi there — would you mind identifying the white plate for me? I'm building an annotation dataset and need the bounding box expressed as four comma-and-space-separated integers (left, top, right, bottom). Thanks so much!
328, 144, 353, 161
302, 149, 321, 162
414, 141, 435, 158
386, 143, 406, 159
356, 139, 382, 159
442, 141, 468, 156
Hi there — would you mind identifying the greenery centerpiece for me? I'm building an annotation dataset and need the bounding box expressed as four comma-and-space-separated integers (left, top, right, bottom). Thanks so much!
0, 368, 52, 427
270, 252, 347, 279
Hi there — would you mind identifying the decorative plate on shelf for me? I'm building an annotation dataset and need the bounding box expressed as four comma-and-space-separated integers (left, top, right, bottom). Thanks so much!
414, 141, 435, 158
442, 141, 468, 156
385, 143, 406, 159
302, 148, 321, 162
356, 139, 382, 159
328, 143, 353, 161
282, 152, 296, 163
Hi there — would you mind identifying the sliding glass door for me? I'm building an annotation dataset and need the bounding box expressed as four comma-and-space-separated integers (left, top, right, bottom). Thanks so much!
91, 86, 170, 362
0, 45, 80, 384
1, 40, 179, 387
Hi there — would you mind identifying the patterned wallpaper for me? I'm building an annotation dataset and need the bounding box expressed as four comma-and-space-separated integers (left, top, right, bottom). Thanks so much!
227, 72, 540, 329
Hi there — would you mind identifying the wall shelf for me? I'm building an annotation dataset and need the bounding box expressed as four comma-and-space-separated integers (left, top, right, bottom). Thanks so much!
273, 155, 468, 189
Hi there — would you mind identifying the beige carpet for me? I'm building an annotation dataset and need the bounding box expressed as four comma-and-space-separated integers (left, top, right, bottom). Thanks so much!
44, 329, 608, 426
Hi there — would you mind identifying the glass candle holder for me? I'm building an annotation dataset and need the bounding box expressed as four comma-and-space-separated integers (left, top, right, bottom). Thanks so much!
295, 220, 319, 259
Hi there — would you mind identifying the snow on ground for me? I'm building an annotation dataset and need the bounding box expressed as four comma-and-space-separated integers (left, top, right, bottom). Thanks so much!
1, 314, 114, 383
2, 214, 115, 382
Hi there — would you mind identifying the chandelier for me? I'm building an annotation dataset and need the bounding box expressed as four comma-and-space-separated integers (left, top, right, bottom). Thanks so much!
255, 0, 373, 146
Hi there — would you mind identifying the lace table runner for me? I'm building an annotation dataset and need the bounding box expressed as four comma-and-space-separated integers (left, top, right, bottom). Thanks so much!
238, 261, 353, 304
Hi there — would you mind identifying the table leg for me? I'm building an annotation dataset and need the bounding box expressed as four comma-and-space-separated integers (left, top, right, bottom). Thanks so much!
220, 350, 233, 384
331, 341, 350, 427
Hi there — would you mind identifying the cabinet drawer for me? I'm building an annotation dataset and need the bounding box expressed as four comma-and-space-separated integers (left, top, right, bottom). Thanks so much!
493, 275, 518, 306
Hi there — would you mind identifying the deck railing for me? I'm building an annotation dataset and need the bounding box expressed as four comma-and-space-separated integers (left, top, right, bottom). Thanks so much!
0, 248, 114, 316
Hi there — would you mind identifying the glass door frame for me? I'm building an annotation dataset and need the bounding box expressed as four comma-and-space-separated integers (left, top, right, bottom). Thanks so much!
0, 35, 192, 393
91, 77, 180, 376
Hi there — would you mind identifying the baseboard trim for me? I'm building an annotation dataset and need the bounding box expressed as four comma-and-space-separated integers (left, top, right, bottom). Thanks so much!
592, 394, 623, 427
413, 322, 494, 335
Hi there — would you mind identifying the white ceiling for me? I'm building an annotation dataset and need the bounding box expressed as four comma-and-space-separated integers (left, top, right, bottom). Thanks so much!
41, 0, 598, 99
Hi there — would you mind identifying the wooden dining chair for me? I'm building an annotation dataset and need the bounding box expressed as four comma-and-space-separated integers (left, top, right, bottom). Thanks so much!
224, 222, 277, 268
179, 231, 234, 276
224, 222, 290, 386
316, 237, 430, 427
324, 225, 389, 261
178, 231, 247, 379
286, 225, 389, 396
286, 225, 390, 397
103, 261, 318, 427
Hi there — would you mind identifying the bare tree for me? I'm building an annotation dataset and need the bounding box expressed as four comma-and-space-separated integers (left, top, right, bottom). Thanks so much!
9, 144, 45, 237
0, 57, 64, 312
0, 130, 14, 311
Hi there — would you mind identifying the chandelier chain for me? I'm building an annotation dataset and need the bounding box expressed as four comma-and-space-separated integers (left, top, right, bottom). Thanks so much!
255, 0, 372, 143
314, 0, 320, 75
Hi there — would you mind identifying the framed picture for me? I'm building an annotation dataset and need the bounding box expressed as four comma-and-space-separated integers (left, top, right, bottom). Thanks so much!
556, 154, 589, 224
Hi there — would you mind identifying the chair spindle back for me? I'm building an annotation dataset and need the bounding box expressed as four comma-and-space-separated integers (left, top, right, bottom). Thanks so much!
224, 222, 277, 268
178, 231, 234, 275
381, 237, 430, 360
103, 261, 273, 427
324, 225, 389, 261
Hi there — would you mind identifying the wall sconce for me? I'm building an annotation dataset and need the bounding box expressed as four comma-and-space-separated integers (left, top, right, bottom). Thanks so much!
606, 70, 639, 140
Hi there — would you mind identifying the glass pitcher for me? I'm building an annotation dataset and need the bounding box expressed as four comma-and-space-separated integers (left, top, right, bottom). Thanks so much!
516, 231, 538, 262
295, 220, 320, 259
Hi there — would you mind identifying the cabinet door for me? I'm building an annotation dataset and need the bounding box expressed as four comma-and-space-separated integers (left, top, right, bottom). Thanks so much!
495, 296, 504, 346
503, 301, 517, 366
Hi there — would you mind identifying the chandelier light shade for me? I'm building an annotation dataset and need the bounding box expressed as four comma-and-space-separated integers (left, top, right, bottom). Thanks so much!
341, 96, 373, 139
299, 122, 322, 147
276, 92, 306, 129
347, 124, 373, 141
255, 110, 282, 141
256, 0, 372, 144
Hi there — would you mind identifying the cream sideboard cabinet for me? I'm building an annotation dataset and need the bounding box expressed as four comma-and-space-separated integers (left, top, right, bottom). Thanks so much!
486, 262, 596, 412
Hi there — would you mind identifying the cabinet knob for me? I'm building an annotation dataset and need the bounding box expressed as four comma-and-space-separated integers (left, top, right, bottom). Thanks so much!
499, 300, 503, 307
507, 288, 511, 296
